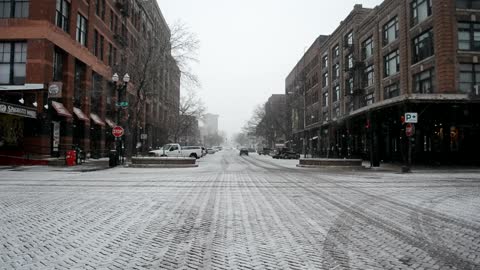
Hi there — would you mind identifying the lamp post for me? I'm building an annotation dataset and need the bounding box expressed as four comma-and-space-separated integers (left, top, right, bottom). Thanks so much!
112, 73, 130, 164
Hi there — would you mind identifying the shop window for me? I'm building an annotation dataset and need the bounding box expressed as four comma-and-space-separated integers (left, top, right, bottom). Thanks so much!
76, 13, 88, 46
413, 68, 434, 93
459, 63, 480, 93
458, 21, 480, 51
0, 0, 29, 18
345, 31, 353, 46
411, 0, 432, 26
457, 0, 480, 9
384, 50, 400, 77
0, 42, 26, 85
365, 93, 375, 106
55, 0, 70, 33
383, 17, 399, 46
412, 29, 434, 63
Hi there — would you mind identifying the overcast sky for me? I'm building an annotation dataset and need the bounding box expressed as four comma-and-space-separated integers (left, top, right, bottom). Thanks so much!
158, 0, 383, 138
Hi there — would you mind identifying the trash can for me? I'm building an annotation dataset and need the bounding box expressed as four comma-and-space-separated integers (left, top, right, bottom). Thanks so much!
66, 150, 76, 166
109, 150, 118, 167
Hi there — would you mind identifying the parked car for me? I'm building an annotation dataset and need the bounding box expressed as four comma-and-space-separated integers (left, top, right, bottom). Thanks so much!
258, 148, 272, 155
239, 148, 249, 156
272, 148, 300, 159
148, 144, 202, 159
201, 147, 207, 157
206, 148, 216, 154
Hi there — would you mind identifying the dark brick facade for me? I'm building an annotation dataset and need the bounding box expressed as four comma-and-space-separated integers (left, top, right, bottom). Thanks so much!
0, 0, 180, 161
287, 1, 480, 164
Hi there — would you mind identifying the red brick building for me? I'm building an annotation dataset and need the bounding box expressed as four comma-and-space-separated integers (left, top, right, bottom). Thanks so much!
0, 0, 180, 164
287, 1, 480, 165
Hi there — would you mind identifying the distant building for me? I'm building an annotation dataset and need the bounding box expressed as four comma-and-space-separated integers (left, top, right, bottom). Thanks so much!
287, 2, 480, 165
204, 113, 219, 135
258, 94, 287, 148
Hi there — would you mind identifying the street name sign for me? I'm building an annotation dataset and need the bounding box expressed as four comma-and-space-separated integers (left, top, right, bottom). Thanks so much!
112, 126, 124, 137
405, 112, 418, 123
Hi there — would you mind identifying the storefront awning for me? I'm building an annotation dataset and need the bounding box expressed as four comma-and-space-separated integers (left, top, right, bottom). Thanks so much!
90, 113, 105, 126
105, 118, 116, 128
73, 107, 89, 122
51, 101, 72, 118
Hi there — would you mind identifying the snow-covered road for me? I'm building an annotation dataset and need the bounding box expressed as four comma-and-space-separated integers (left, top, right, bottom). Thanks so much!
1, 150, 479, 269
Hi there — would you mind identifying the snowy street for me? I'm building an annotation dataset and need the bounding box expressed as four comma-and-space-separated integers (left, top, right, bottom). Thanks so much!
1, 150, 479, 270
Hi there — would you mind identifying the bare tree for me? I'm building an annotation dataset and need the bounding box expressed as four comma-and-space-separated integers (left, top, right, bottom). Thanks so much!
170, 20, 200, 89
170, 89, 206, 143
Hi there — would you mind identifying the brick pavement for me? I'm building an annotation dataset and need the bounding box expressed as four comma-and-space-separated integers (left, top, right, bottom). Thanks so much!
0, 151, 479, 269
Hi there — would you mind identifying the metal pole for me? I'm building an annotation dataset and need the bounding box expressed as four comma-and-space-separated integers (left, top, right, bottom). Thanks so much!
303, 87, 306, 158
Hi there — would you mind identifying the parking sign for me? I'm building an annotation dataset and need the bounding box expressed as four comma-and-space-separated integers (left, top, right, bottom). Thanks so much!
405, 113, 418, 123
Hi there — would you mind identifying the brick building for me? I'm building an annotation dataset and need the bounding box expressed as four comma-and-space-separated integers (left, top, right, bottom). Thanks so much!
0, 0, 180, 163
287, 1, 480, 165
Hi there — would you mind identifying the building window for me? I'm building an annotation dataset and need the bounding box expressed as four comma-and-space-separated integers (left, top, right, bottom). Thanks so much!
346, 78, 354, 94
99, 35, 104, 61
333, 64, 340, 80
53, 48, 64, 81
95, 0, 105, 20
322, 72, 328, 87
332, 45, 339, 59
459, 63, 480, 93
333, 85, 340, 102
333, 106, 340, 119
362, 37, 374, 60
384, 83, 400, 99
411, 0, 432, 26
93, 30, 98, 56
0, 0, 29, 18
345, 31, 353, 46
456, 0, 480, 9
74, 60, 86, 107
364, 65, 374, 87
384, 50, 400, 77
76, 13, 88, 46
55, 0, 70, 33
322, 55, 328, 69
458, 22, 480, 51
383, 17, 399, 46
413, 68, 434, 93
323, 92, 329, 107
108, 43, 113, 66
412, 29, 434, 63
0, 42, 26, 85
365, 93, 375, 106
346, 54, 353, 69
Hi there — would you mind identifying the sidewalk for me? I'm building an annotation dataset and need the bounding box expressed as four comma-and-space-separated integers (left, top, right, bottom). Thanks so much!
363, 161, 480, 173
0, 158, 112, 172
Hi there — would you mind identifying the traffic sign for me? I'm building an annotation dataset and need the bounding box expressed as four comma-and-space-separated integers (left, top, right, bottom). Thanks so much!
112, 126, 124, 137
406, 123, 415, 137
116, 102, 129, 107
405, 112, 418, 123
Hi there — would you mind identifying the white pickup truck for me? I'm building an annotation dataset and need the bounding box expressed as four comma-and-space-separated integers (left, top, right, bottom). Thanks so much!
148, 144, 202, 159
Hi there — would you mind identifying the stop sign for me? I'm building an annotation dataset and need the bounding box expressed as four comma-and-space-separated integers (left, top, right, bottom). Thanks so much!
405, 123, 415, 137
112, 126, 124, 137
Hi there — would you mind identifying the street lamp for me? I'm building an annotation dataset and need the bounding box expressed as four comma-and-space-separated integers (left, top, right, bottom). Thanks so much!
111, 72, 130, 164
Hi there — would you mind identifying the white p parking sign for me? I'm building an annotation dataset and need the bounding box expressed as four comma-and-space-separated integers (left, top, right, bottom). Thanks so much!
405, 113, 418, 123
